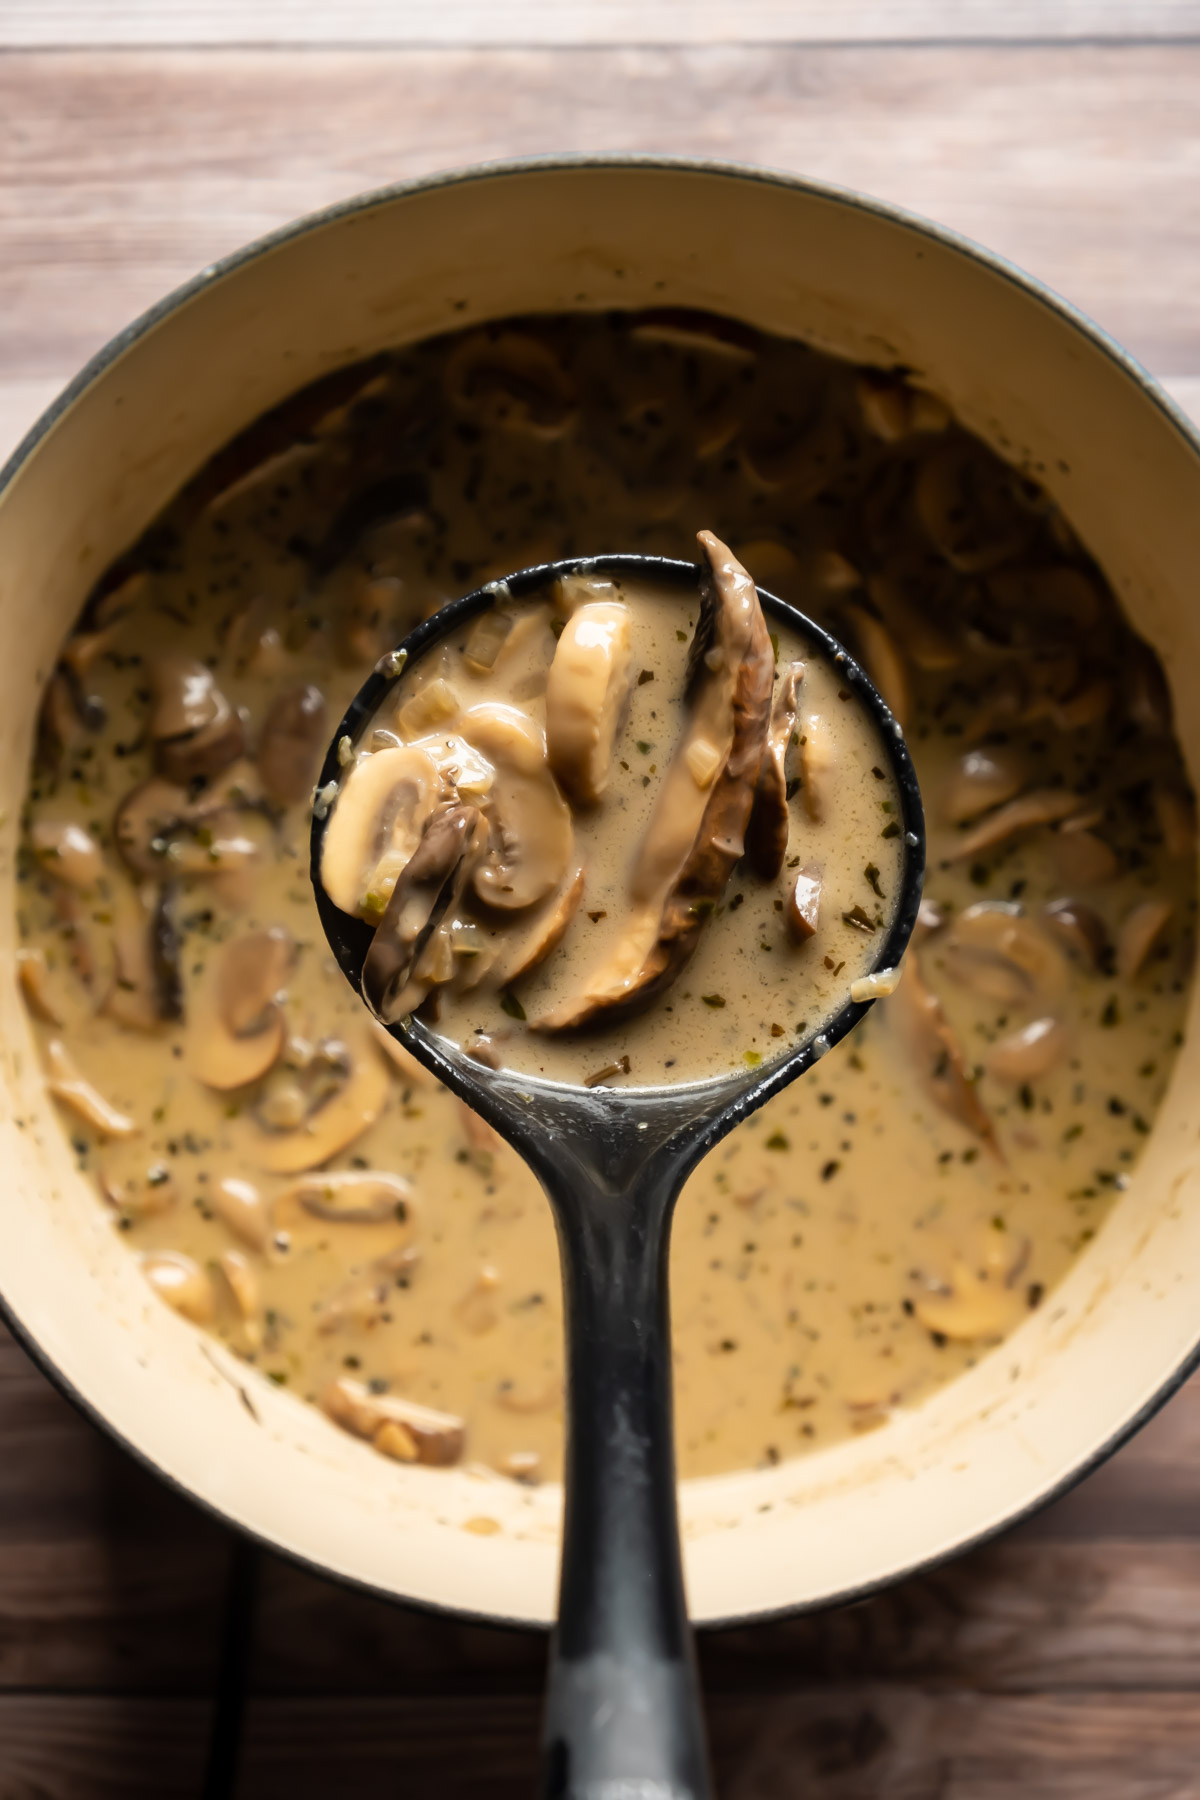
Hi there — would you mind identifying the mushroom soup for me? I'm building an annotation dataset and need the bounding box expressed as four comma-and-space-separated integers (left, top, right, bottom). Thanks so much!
320, 535, 906, 1087
16, 311, 1195, 1482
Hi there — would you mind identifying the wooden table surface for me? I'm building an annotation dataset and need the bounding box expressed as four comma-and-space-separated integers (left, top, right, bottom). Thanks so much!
4, 5, 1200, 1793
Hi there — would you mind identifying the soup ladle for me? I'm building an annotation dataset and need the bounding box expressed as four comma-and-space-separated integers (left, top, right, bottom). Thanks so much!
309, 554, 925, 1800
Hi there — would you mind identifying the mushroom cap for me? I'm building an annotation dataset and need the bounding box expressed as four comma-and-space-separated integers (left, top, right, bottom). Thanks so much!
362, 802, 486, 1024
942, 903, 1068, 1008
320, 744, 442, 918
252, 1028, 390, 1175
189, 928, 294, 1091
545, 600, 633, 806
257, 683, 328, 807
458, 704, 574, 913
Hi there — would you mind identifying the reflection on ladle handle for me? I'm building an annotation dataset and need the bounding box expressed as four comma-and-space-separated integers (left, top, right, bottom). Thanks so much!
539, 1160, 712, 1800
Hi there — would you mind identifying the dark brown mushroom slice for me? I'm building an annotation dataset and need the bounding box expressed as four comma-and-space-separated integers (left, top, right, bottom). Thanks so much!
534, 530, 774, 1033
362, 802, 485, 1025
1042, 898, 1109, 970
257, 683, 329, 807
102, 884, 182, 1032
151, 884, 184, 1023
745, 661, 804, 880
148, 655, 246, 783
36, 664, 105, 770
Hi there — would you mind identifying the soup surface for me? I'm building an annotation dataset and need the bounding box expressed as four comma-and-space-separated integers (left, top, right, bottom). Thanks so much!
16, 311, 1196, 1483
320, 548, 906, 1087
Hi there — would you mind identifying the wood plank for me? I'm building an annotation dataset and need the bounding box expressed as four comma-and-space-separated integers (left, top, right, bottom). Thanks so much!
4, 1, 1200, 50
1, 46, 1199, 380
0, 1697, 208, 1798
230, 1690, 1200, 1798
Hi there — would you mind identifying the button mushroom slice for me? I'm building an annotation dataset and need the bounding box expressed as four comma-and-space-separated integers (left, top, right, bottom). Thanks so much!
252, 1028, 390, 1176
1116, 898, 1174, 981
404, 731, 495, 802
257, 683, 328, 807
797, 712, 836, 825
147, 655, 246, 784
949, 787, 1081, 862
142, 1252, 215, 1324
941, 747, 1028, 826
319, 745, 443, 919
457, 704, 573, 912
362, 802, 487, 1025
44, 1039, 136, 1137
36, 665, 104, 771
987, 1016, 1070, 1084
544, 600, 633, 806
211, 1175, 271, 1250
320, 1377, 465, 1466
1043, 898, 1109, 970
190, 927, 293, 1090
16, 948, 65, 1025
30, 819, 104, 890
786, 865, 822, 942
888, 955, 998, 1153
842, 603, 911, 729
942, 903, 1069, 1008
746, 662, 804, 880
534, 530, 774, 1033
102, 882, 184, 1031
444, 329, 575, 438
114, 775, 262, 883
491, 865, 587, 988
274, 1170, 414, 1235
216, 1250, 262, 1349
99, 1163, 177, 1219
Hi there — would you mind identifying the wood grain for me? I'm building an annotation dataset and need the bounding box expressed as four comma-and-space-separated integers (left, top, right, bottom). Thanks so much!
3, 1, 1199, 50
2, 46, 1200, 382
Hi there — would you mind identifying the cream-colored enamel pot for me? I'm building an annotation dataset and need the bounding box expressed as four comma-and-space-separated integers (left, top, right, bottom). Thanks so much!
2, 157, 1199, 1629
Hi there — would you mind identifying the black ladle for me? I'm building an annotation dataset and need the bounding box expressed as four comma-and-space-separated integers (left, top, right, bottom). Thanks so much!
310, 555, 925, 1800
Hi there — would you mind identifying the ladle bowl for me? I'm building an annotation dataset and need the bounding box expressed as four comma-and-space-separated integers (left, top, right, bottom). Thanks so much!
310, 554, 925, 1799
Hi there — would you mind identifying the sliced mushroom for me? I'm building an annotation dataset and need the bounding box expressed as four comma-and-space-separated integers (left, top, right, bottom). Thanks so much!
457, 704, 573, 912
1051, 827, 1118, 889
843, 604, 911, 729
252, 1029, 390, 1175
102, 883, 183, 1032
492, 864, 586, 987
142, 1251, 215, 1324
987, 1016, 1070, 1083
147, 655, 246, 783
950, 787, 1080, 861
37, 665, 104, 770
746, 662, 804, 879
361, 803, 486, 1024
444, 330, 575, 438
216, 1250, 262, 1350
16, 948, 65, 1024
535, 531, 773, 1032
798, 713, 836, 824
114, 773, 262, 882
320, 745, 442, 919
888, 955, 997, 1152
190, 928, 294, 1090
30, 819, 104, 890
942, 747, 1027, 825
211, 1175, 271, 1250
942, 904, 1068, 1008
99, 1164, 176, 1218
44, 1039, 136, 1137
1116, 898, 1173, 981
1043, 898, 1108, 969
1155, 787, 1196, 861
787, 866, 822, 942
545, 601, 633, 806
274, 1170, 413, 1234
915, 437, 1035, 573
321, 1376, 465, 1466
257, 684, 328, 807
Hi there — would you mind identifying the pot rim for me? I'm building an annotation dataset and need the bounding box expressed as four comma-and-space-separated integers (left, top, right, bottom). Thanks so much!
3, 150, 1199, 1633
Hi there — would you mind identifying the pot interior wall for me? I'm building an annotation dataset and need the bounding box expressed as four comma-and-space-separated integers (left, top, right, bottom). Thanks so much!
2, 162, 1199, 1625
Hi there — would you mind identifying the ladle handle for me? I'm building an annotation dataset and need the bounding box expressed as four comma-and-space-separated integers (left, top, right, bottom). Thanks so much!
539, 1161, 711, 1800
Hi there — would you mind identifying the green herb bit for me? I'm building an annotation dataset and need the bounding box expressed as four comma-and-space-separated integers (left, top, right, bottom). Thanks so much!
635, 741, 652, 755
881, 821, 901, 840
701, 993, 726, 1008
841, 905, 876, 934
499, 990, 527, 1021
744, 1051, 763, 1068
676, 629, 687, 641
638, 669, 655, 685
765, 1132, 790, 1151
1100, 996, 1120, 1028
864, 863, 884, 898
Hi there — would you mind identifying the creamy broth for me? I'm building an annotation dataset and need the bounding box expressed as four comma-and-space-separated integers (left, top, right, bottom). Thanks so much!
324, 556, 905, 1088
16, 311, 1196, 1483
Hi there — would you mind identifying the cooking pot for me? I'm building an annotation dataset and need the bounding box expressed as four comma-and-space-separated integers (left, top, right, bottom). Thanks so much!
2, 156, 1198, 1630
